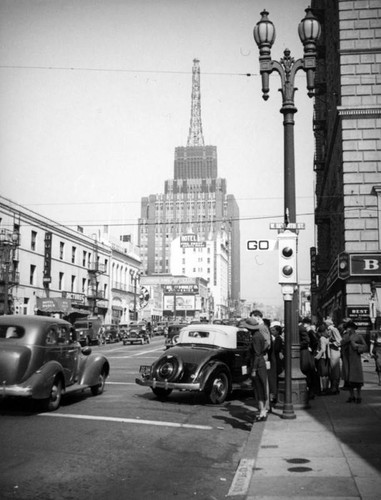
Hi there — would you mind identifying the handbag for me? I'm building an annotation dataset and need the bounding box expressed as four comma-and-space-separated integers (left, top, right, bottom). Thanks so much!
356, 343, 367, 354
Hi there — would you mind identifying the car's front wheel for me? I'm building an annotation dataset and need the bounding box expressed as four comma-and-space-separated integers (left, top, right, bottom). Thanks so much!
205, 368, 230, 404
152, 387, 173, 400
42, 377, 63, 412
91, 369, 107, 396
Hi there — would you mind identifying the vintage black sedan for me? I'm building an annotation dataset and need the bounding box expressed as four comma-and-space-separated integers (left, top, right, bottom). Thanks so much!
123, 321, 150, 345
136, 324, 252, 404
0, 315, 110, 411
164, 322, 188, 349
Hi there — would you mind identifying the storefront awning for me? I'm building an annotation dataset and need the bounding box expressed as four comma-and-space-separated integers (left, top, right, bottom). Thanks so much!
36, 297, 89, 316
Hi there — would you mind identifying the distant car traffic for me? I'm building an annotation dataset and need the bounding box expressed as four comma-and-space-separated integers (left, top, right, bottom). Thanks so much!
164, 322, 188, 349
103, 324, 120, 343
153, 322, 167, 336
0, 315, 110, 411
73, 317, 102, 346
136, 323, 252, 404
123, 321, 150, 345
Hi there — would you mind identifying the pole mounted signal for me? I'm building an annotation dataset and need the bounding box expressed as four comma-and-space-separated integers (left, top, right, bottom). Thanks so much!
278, 230, 298, 285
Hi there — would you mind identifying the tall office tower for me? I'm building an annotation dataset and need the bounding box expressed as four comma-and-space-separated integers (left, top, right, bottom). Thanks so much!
138, 59, 240, 310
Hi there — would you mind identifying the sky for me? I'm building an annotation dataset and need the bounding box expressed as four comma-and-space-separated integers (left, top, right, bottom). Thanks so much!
0, 0, 317, 308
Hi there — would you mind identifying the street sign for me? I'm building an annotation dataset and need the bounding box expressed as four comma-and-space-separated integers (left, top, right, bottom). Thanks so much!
247, 239, 277, 251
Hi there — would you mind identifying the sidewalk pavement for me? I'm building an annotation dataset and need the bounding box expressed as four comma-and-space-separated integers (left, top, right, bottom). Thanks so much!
228, 359, 381, 500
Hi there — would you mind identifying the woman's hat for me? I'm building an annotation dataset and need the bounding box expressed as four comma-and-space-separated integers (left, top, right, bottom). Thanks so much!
270, 320, 281, 328
241, 318, 260, 330
343, 318, 358, 329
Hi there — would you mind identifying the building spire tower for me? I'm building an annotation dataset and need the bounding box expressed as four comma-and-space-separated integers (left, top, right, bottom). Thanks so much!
138, 59, 241, 319
187, 59, 205, 147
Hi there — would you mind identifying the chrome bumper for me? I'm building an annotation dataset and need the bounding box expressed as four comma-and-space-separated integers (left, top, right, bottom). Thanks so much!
1, 383, 33, 398
135, 377, 201, 391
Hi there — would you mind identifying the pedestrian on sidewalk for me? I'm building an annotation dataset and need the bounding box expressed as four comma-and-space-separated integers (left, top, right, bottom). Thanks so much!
341, 319, 367, 403
299, 317, 321, 398
250, 310, 271, 411
268, 320, 284, 408
325, 317, 342, 394
369, 323, 381, 386
242, 317, 268, 422
315, 323, 331, 394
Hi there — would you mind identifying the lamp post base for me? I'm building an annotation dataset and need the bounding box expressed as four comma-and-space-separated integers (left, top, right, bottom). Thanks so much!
277, 346, 310, 416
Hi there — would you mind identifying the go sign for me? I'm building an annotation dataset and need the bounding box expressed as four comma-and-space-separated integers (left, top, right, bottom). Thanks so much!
247, 239, 277, 251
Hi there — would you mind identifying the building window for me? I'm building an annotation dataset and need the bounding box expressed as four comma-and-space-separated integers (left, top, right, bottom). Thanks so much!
31, 231, 37, 251
59, 242, 64, 260
30, 265, 36, 285
105, 259, 108, 273
82, 278, 86, 293
71, 246, 76, 264
71, 275, 76, 293
82, 251, 87, 267
59, 272, 64, 291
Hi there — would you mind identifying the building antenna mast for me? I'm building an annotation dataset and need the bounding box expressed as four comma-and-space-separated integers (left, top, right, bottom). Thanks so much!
187, 59, 205, 147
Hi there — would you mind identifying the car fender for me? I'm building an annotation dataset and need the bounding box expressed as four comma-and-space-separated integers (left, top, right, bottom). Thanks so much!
78, 355, 110, 386
25, 361, 65, 400
197, 361, 232, 391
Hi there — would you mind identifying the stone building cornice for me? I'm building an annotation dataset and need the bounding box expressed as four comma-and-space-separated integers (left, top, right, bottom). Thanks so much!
337, 105, 381, 117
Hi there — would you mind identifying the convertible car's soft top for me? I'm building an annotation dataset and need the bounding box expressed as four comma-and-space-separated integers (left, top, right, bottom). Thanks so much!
178, 324, 244, 349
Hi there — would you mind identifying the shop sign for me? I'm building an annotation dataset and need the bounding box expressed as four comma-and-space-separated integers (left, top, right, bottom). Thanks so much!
180, 234, 206, 248
350, 254, 381, 276
346, 306, 371, 329
163, 284, 199, 294
43, 232, 52, 284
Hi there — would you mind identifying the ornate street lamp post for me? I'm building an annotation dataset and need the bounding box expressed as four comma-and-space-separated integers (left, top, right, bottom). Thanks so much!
253, 7, 321, 419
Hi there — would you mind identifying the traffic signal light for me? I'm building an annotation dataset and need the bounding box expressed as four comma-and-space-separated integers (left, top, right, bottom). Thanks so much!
278, 230, 298, 284
338, 252, 350, 279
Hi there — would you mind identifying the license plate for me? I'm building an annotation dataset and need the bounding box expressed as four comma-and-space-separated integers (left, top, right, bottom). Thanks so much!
139, 365, 151, 376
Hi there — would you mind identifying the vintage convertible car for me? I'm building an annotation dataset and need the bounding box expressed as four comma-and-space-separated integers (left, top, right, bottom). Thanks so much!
136, 324, 252, 404
0, 315, 110, 411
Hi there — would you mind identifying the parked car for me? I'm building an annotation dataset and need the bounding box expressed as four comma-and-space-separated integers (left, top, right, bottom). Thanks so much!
123, 321, 150, 345
0, 315, 110, 411
136, 324, 252, 404
164, 322, 188, 349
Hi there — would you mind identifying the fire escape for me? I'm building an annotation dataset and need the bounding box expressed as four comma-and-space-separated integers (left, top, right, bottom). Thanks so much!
0, 226, 20, 314
87, 240, 107, 315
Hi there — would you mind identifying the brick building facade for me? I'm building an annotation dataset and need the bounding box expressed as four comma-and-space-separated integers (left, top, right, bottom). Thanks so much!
311, 0, 381, 330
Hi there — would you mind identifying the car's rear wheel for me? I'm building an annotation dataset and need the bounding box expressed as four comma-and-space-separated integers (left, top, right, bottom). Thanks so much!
205, 368, 230, 404
91, 369, 106, 396
152, 387, 173, 400
153, 355, 182, 382
42, 377, 63, 412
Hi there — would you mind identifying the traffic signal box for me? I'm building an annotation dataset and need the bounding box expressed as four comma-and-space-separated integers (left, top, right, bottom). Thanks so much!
278, 230, 298, 285
338, 252, 350, 279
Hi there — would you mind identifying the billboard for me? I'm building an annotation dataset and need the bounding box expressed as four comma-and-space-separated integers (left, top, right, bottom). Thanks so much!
164, 295, 195, 311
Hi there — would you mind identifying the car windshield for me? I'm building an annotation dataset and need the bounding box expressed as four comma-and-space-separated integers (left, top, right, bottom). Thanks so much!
74, 322, 88, 329
0, 325, 25, 339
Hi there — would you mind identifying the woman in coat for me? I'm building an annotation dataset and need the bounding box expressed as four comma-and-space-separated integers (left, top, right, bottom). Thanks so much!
370, 326, 381, 385
315, 324, 331, 394
243, 317, 268, 421
341, 319, 367, 403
